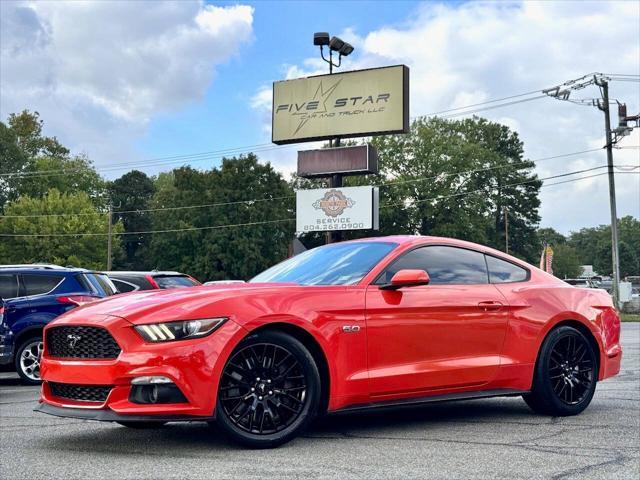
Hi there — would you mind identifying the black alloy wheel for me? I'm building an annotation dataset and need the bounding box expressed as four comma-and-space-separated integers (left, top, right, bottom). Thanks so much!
215, 330, 320, 448
523, 326, 598, 416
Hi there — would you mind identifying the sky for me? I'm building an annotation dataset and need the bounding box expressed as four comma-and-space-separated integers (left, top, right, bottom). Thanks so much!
1, 0, 638, 235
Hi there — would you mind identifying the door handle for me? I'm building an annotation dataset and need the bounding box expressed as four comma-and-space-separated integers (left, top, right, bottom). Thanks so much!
478, 301, 503, 311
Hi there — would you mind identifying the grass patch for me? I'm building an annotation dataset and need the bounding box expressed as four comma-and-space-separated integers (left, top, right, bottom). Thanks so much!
621, 313, 640, 322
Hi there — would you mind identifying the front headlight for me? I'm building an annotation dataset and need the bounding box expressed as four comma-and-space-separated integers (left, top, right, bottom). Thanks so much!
135, 318, 227, 342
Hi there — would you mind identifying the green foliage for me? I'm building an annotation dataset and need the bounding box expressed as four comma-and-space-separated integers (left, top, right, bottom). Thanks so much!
18, 155, 106, 205
325, 117, 542, 261
551, 244, 582, 279
0, 189, 123, 269
108, 170, 156, 269
0, 111, 105, 210
537, 227, 567, 246
0, 122, 29, 212
145, 155, 294, 281
568, 216, 640, 277
6, 110, 69, 158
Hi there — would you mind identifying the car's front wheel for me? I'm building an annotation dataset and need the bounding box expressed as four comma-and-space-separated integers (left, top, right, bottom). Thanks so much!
215, 330, 321, 448
15, 336, 43, 385
523, 325, 598, 416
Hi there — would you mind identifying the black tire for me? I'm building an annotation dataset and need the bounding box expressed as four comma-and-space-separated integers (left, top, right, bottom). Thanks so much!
116, 421, 167, 429
14, 335, 43, 385
523, 326, 598, 416
215, 330, 321, 448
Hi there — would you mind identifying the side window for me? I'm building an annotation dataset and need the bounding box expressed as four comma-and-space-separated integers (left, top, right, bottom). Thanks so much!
21, 274, 64, 296
112, 279, 137, 293
0, 274, 19, 299
377, 246, 488, 285
486, 255, 529, 283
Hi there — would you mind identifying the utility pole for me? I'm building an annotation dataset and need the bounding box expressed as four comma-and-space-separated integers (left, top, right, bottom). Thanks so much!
107, 203, 113, 271
594, 76, 621, 307
543, 73, 638, 308
504, 207, 509, 254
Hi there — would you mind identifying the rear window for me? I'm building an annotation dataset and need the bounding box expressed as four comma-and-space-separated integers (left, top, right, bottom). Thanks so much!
154, 275, 199, 289
0, 274, 19, 299
21, 274, 64, 296
111, 278, 138, 293
485, 256, 529, 284
77, 273, 118, 296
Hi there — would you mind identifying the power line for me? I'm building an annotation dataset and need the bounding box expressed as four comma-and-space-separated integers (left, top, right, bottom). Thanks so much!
0, 148, 606, 219
0, 75, 613, 179
0, 218, 295, 238
2, 169, 637, 237
1, 72, 636, 181
382, 166, 633, 208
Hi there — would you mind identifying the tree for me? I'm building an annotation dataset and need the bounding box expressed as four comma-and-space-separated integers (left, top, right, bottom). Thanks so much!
0, 111, 106, 210
6, 110, 69, 158
552, 244, 582, 279
0, 122, 28, 212
108, 170, 156, 269
146, 155, 294, 281
338, 117, 542, 260
568, 216, 640, 277
537, 227, 567, 247
0, 189, 123, 269
17, 154, 106, 205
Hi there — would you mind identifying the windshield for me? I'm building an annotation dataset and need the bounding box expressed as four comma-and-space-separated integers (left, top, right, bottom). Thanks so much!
250, 242, 397, 286
154, 275, 200, 289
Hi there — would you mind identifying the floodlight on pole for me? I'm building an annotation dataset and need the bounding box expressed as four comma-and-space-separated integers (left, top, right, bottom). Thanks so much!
314, 32, 354, 74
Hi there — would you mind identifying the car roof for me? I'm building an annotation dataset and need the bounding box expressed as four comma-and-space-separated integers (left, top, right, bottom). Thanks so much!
0, 265, 92, 274
340, 235, 534, 268
106, 271, 187, 276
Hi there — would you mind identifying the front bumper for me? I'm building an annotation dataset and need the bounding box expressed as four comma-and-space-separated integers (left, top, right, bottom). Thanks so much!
38, 314, 246, 419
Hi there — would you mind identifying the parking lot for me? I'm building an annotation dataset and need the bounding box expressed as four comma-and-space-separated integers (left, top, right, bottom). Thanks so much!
0, 323, 638, 480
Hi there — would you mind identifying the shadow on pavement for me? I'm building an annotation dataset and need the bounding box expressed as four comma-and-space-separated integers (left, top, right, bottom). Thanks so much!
32, 396, 537, 453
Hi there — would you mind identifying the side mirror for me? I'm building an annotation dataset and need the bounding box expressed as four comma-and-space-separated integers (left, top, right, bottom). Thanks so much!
380, 269, 430, 290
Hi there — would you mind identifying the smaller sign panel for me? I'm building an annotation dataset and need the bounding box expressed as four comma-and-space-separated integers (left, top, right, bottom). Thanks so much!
296, 186, 379, 232
297, 145, 378, 178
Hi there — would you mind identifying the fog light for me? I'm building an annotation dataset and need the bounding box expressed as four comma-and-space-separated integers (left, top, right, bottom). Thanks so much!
131, 376, 173, 385
129, 378, 188, 404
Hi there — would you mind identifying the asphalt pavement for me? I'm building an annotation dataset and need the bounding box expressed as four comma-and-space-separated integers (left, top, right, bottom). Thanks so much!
1, 323, 638, 480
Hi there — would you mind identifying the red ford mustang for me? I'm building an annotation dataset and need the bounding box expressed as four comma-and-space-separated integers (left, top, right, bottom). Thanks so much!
36, 236, 621, 447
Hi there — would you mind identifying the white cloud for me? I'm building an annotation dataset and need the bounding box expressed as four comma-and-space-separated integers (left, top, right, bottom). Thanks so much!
1, 0, 253, 166
251, 0, 639, 233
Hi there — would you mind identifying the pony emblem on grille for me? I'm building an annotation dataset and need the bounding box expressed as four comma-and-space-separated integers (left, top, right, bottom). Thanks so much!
66, 334, 82, 350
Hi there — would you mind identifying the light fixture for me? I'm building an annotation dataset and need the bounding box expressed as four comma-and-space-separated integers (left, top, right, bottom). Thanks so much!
315, 33, 355, 73
339, 42, 354, 56
329, 36, 345, 52
313, 32, 330, 46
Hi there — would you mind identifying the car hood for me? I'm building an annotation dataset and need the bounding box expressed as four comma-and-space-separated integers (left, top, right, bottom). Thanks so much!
59, 283, 305, 325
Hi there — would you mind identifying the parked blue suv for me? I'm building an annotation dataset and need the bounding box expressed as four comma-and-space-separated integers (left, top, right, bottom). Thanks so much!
0, 265, 117, 384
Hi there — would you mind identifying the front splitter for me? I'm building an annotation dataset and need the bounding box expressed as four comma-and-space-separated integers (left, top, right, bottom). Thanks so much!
34, 403, 214, 423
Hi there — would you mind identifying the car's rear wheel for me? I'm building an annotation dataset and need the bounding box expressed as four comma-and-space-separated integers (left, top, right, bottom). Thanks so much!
215, 330, 321, 448
15, 336, 43, 385
523, 325, 597, 416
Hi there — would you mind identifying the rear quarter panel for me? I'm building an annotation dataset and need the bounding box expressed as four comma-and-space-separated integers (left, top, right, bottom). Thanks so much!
494, 279, 620, 385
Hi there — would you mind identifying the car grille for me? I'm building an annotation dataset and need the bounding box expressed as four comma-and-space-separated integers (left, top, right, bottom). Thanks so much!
46, 326, 121, 359
49, 382, 112, 403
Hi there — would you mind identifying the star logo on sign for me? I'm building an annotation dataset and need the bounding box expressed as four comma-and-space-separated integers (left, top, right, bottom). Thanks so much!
292, 79, 342, 135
